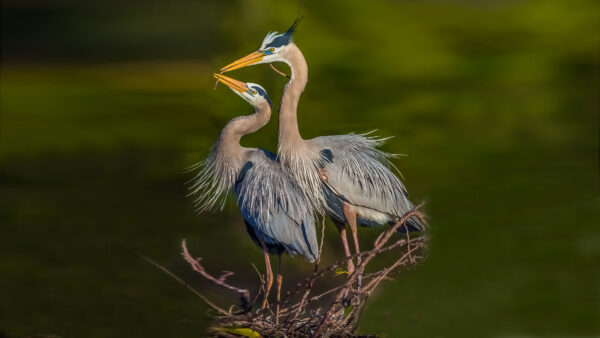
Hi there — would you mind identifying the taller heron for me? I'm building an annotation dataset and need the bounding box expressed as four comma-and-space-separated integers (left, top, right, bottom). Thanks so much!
191, 73, 319, 315
220, 17, 424, 274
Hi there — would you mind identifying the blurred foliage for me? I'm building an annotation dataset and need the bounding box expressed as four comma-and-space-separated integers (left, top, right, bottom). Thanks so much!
1, 0, 598, 337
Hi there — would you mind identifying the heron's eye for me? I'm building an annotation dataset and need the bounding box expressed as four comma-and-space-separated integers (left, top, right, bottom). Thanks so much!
252, 90, 257, 95
269, 47, 275, 53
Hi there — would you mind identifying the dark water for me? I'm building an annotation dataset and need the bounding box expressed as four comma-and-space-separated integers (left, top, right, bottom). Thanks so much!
1, 0, 598, 337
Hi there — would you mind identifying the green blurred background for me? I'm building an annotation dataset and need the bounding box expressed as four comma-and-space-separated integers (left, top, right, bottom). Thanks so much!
1, 0, 598, 337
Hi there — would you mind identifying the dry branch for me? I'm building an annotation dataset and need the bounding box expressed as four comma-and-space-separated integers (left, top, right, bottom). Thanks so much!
181, 239, 251, 312
141, 255, 229, 316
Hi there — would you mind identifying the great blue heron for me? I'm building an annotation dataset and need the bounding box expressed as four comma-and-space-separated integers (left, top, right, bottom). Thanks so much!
191, 73, 319, 316
220, 17, 424, 275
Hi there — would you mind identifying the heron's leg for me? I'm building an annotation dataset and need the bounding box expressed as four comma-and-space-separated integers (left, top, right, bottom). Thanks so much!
332, 217, 355, 274
275, 254, 282, 325
261, 251, 273, 311
343, 203, 362, 293
343, 203, 361, 262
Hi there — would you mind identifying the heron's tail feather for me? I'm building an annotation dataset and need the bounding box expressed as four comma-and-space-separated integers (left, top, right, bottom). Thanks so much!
278, 217, 319, 263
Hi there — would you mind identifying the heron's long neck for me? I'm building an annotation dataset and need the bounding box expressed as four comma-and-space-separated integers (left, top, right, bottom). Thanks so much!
191, 101, 270, 212
276, 44, 326, 213
218, 102, 271, 161
278, 43, 308, 153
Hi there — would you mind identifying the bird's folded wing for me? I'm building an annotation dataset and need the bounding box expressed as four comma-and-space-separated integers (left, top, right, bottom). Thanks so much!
235, 149, 319, 262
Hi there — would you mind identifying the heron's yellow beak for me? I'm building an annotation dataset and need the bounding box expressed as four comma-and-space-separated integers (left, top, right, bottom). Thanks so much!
212, 73, 248, 93
220, 50, 265, 72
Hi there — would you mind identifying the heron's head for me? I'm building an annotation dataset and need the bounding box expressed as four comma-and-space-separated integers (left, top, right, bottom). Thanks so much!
213, 73, 271, 107
220, 16, 302, 72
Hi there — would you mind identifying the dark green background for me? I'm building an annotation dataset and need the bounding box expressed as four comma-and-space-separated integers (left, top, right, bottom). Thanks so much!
1, 0, 598, 337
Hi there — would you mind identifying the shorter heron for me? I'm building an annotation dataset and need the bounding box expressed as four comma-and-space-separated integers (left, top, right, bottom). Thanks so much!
191, 74, 319, 316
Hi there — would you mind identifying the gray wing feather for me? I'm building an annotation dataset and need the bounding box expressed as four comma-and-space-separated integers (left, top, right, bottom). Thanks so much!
235, 149, 319, 262
310, 133, 414, 221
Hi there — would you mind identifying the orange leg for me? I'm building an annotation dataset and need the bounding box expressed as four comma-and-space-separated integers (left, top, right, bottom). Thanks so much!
344, 203, 362, 291
275, 254, 282, 325
321, 169, 356, 275
261, 251, 273, 310
343, 204, 361, 263
333, 218, 355, 274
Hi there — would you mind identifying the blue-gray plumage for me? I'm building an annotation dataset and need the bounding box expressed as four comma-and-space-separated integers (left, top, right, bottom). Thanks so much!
311, 134, 423, 232
220, 18, 424, 274
191, 73, 318, 313
236, 148, 318, 262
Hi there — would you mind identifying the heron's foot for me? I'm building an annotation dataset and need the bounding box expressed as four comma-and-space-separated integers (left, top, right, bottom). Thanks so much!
319, 168, 328, 182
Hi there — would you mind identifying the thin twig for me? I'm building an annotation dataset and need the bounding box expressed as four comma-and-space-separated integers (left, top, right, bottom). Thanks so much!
269, 63, 290, 78
317, 217, 326, 265
292, 217, 327, 322
362, 243, 423, 294
249, 262, 266, 308
140, 255, 229, 316
181, 239, 251, 310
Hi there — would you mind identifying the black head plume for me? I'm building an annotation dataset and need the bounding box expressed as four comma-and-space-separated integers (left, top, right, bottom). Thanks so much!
285, 14, 304, 36
261, 15, 304, 49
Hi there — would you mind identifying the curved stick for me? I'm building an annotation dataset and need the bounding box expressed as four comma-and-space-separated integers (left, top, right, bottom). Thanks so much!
181, 239, 251, 311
